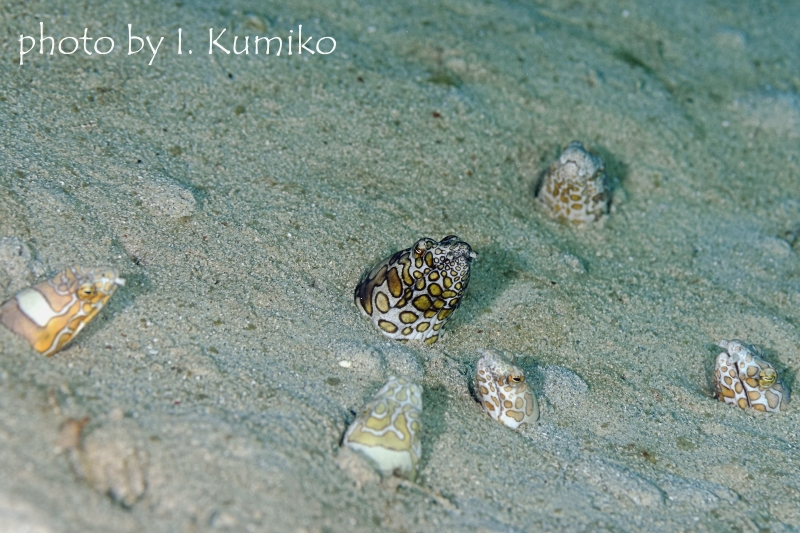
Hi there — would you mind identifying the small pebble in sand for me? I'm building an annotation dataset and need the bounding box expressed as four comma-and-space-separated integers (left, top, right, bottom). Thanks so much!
0, 266, 125, 356
537, 141, 609, 226
342, 376, 422, 480
68, 422, 148, 508
714, 339, 789, 412
475, 350, 539, 429
55, 417, 90, 453
354, 235, 475, 345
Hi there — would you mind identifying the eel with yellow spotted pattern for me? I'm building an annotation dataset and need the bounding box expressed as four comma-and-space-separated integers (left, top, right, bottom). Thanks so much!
342, 376, 422, 480
714, 339, 789, 413
0, 265, 124, 356
475, 349, 539, 429
354, 235, 475, 345
537, 141, 609, 226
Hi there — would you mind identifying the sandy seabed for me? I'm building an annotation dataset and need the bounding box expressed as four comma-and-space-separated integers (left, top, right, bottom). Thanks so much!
2, 0, 800, 531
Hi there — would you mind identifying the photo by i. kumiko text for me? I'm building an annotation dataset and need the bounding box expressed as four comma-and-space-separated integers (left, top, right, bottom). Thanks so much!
18, 23, 336, 65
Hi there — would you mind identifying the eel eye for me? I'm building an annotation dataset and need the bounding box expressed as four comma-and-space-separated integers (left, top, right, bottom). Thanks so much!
758, 369, 777, 388
509, 375, 524, 384
78, 283, 96, 300
414, 239, 435, 257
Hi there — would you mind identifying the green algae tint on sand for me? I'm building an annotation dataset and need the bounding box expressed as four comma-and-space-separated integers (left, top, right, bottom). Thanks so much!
1, 0, 800, 531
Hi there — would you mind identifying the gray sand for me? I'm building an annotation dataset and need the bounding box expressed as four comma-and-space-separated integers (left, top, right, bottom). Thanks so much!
2, 0, 800, 531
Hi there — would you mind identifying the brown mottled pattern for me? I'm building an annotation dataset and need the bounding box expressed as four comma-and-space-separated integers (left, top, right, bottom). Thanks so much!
342, 376, 422, 480
537, 141, 609, 226
475, 350, 539, 429
354, 236, 475, 345
714, 339, 789, 413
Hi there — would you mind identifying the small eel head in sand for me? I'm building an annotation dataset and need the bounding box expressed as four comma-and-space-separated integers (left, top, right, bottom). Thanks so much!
354, 235, 475, 345
476, 350, 539, 429
714, 339, 789, 413
342, 376, 422, 480
0, 266, 124, 356
537, 141, 609, 226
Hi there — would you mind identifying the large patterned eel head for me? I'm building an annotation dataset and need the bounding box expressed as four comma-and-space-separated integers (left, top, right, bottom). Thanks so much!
537, 141, 609, 226
342, 376, 423, 480
354, 235, 476, 345
714, 339, 789, 413
0, 265, 125, 356
475, 349, 539, 429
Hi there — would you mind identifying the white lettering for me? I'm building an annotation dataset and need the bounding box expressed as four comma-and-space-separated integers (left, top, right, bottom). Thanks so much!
40, 22, 54, 55
255, 36, 282, 55
233, 35, 249, 55
316, 36, 336, 55
298, 25, 314, 54
145, 35, 164, 65
209, 28, 230, 54
18, 35, 35, 65
59, 36, 79, 55
128, 24, 144, 55
79, 28, 93, 55
94, 36, 114, 55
